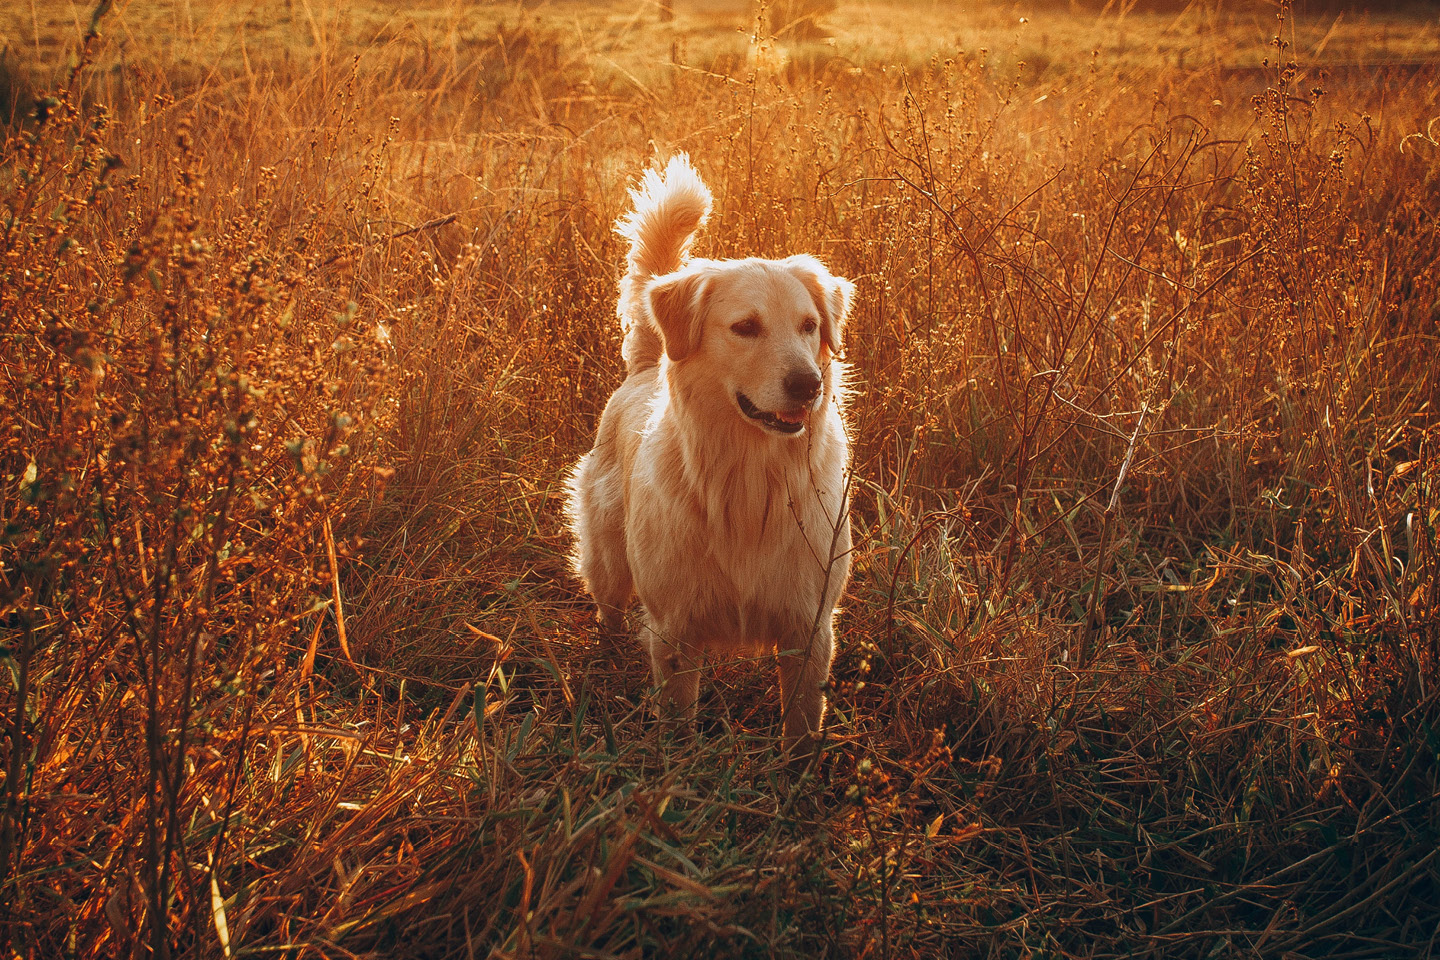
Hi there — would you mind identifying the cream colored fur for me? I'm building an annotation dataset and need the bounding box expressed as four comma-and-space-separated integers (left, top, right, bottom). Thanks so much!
565, 155, 855, 754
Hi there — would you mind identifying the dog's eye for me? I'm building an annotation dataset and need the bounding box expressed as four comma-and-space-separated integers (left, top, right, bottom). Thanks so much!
730, 317, 761, 338
801, 318, 818, 335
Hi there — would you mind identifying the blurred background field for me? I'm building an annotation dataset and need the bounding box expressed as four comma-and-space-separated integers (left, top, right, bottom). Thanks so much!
1, 1, 1438, 957
7, 0, 1440, 88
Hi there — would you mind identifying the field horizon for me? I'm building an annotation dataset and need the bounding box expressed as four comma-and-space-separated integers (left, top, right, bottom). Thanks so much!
2, 1, 1438, 957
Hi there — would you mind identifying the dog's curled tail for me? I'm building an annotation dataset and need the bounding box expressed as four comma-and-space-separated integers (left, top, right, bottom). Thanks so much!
615, 154, 712, 373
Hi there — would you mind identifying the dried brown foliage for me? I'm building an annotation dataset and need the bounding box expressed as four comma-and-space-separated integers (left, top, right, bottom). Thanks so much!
1, 2, 1438, 958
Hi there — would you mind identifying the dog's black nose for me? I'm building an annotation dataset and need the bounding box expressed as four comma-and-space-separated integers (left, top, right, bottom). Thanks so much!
783, 369, 822, 403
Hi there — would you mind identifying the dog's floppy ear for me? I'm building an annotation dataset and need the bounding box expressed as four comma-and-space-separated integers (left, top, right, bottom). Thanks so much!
646, 264, 711, 363
784, 255, 855, 355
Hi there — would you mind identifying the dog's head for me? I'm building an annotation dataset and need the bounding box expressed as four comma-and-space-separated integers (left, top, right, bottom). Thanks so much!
644, 254, 855, 437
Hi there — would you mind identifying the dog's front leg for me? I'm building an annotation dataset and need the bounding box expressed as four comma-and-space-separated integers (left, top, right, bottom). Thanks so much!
645, 623, 702, 731
777, 622, 834, 756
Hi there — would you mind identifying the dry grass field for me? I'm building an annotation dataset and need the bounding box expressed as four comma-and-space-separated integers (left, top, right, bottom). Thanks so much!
2, 0, 1439, 957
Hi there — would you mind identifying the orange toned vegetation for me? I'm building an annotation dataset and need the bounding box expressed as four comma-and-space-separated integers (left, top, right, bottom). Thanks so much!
1, 1, 1438, 957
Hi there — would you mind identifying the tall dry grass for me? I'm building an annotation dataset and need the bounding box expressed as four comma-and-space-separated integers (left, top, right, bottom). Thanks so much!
1, 1, 1438, 957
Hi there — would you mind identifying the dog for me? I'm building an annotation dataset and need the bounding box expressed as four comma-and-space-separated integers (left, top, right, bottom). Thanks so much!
565, 155, 855, 754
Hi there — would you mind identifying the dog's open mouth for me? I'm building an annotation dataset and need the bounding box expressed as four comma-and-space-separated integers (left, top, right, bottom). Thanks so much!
737, 392, 808, 434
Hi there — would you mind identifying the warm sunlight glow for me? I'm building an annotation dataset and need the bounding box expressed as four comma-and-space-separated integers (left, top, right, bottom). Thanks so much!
1, 0, 1437, 956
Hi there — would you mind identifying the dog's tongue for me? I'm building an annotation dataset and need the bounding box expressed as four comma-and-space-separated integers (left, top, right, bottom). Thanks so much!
774, 408, 807, 425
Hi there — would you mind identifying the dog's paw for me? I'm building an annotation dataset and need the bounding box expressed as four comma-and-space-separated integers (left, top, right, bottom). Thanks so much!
595, 606, 626, 637
782, 729, 825, 771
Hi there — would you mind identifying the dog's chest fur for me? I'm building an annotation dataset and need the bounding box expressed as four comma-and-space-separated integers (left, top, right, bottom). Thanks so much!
626, 402, 849, 648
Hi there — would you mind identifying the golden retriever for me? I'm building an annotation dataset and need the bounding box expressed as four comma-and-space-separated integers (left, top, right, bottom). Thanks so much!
565, 155, 855, 754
